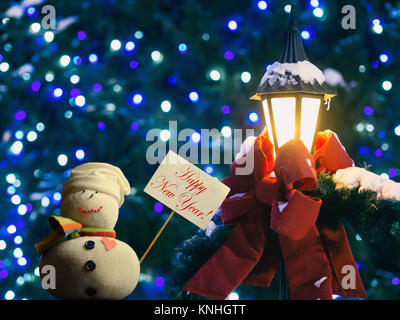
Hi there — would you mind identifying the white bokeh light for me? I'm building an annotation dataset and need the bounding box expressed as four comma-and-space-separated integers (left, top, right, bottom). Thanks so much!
161, 100, 171, 112
210, 70, 221, 81
110, 39, 122, 51
241, 71, 251, 83
29, 22, 41, 33
221, 126, 232, 138
160, 130, 170, 141
59, 55, 71, 67
57, 154, 68, 166
151, 50, 163, 63
27, 131, 37, 142
44, 31, 54, 42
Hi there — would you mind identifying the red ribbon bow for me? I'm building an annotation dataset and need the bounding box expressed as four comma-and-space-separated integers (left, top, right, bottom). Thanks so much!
184, 131, 366, 300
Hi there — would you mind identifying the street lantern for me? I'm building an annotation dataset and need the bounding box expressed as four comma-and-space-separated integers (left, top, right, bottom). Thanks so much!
250, 12, 336, 154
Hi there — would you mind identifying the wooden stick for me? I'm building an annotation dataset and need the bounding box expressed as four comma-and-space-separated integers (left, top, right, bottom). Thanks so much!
139, 210, 175, 264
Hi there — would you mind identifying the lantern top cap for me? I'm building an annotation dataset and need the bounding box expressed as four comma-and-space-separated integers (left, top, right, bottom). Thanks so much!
250, 9, 336, 101
279, 8, 309, 64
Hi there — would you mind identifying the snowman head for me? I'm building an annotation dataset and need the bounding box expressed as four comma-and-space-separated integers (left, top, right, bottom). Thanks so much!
60, 163, 130, 229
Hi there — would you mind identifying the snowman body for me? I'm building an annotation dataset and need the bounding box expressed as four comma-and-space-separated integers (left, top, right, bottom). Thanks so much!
37, 163, 140, 300
40, 236, 139, 299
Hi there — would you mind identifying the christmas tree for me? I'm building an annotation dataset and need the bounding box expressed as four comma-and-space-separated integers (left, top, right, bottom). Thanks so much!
0, 0, 399, 300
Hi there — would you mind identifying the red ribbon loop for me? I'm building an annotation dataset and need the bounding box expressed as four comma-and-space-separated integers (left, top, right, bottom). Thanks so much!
231, 131, 274, 180
313, 131, 354, 174
255, 175, 278, 206
271, 190, 322, 241
274, 139, 317, 191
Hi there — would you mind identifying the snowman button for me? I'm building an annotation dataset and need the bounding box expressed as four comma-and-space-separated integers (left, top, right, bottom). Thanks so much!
84, 260, 96, 271
85, 287, 97, 297
85, 240, 95, 250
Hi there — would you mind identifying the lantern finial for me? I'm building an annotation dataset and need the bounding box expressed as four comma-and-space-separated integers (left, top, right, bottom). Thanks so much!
279, 7, 309, 63
288, 6, 295, 27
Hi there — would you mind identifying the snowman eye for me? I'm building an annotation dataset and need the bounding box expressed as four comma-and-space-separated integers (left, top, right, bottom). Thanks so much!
82, 189, 85, 193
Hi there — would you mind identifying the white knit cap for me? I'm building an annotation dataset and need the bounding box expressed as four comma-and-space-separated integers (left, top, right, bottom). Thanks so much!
62, 162, 130, 207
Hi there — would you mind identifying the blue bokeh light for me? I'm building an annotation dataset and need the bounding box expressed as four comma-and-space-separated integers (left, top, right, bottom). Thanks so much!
88, 53, 98, 64
97, 121, 106, 131
168, 76, 176, 85
301, 30, 311, 40
189, 91, 199, 102
77, 31, 86, 40
359, 146, 368, 155
379, 54, 389, 63
375, 149, 383, 158
221, 105, 230, 114
73, 56, 82, 65
205, 165, 214, 174
224, 51, 234, 60
6, 186, 16, 196
248, 112, 259, 123
31, 80, 41, 92
26, 7, 36, 16
363, 106, 374, 116
15, 110, 26, 121
154, 202, 163, 213
155, 276, 165, 288
132, 93, 143, 105
178, 43, 187, 53
124, 41, 136, 52
52, 88, 63, 99
75, 149, 86, 161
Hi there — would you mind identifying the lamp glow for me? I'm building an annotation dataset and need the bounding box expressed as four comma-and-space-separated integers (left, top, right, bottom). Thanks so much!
300, 98, 321, 151
271, 97, 296, 148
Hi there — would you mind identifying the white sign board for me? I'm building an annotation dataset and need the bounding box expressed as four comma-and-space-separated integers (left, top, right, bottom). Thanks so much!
144, 150, 231, 229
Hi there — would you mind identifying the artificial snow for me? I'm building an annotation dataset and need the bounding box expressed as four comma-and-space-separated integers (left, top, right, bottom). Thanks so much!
22, 0, 45, 6
235, 136, 257, 161
314, 276, 328, 288
205, 221, 217, 237
333, 167, 400, 201
278, 201, 288, 213
5, 6, 24, 19
229, 193, 246, 199
323, 68, 346, 88
6, 0, 44, 19
56, 16, 79, 33
324, 97, 332, 110
259, 60, 326, 88
15, 63, 34, 77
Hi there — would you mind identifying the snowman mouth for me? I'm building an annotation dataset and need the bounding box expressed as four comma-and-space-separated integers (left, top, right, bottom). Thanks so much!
79, 206, 103, 214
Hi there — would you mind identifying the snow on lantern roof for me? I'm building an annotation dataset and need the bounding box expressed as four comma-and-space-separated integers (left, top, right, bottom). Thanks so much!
250, 10, 336, 101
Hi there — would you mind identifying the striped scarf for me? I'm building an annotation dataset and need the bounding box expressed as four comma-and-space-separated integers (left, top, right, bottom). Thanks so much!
34, 215, 116, 257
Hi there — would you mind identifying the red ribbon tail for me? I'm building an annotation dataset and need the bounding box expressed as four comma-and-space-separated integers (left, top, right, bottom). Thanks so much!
280, 226, 333, 300
318, 224, 367, 299
243, 229, 281, 287
184, 222, 266, 299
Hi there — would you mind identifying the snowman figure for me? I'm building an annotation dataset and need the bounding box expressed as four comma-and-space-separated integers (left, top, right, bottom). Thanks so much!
35, 163, 140, 299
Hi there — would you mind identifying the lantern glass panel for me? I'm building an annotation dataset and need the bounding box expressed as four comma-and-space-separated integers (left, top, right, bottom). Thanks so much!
300, 97, 321, 152
261, 99, 275, 150
271, 97, 296, 148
